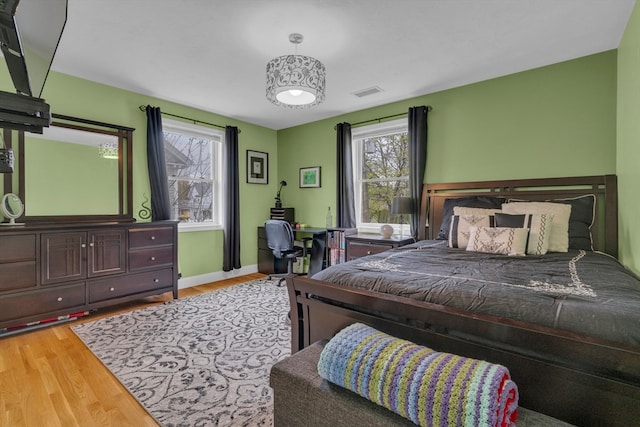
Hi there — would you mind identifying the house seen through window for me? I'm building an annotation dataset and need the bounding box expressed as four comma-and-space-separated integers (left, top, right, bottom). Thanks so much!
162, 119, 223, 230
352, 118, 409, 233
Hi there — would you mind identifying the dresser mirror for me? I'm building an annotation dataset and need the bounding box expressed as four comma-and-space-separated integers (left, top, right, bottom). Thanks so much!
3, 114, 134, 223
0, 193, 24, 225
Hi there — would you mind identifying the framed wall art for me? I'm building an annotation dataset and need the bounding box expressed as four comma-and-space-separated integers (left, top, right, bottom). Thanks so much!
246, 150, 268, 184
299, 166, 321, 188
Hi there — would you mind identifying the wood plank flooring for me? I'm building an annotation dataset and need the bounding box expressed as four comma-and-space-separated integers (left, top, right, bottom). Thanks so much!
0, 273, 267, 427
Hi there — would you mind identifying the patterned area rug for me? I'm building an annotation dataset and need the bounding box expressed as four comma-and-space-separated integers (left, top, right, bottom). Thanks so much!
71, 279, 291, 427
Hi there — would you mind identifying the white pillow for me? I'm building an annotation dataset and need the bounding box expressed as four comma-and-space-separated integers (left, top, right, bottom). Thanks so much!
453, 206, 501, 216
466, 226, 529, 256
448, 214, 494, 248
501, 202, 571, 252
494, 213, 554, 255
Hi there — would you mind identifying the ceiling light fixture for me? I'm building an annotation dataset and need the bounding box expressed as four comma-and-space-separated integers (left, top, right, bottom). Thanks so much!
266, 33, 325, 108
98, 142, 118, 159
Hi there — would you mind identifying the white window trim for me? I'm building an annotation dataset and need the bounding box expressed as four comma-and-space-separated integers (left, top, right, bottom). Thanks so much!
352, 118, 409, 235
162, 119, 224, 232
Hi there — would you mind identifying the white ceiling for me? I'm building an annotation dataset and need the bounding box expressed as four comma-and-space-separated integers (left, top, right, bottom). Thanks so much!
50, 0, 636, 130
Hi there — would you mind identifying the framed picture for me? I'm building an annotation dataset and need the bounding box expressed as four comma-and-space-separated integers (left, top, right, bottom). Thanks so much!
299, 166, 321, 188
246, 150, 268, 184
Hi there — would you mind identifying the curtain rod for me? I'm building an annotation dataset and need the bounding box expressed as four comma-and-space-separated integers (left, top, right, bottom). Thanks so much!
138, 105, 240, 133
336, 105, 433, 129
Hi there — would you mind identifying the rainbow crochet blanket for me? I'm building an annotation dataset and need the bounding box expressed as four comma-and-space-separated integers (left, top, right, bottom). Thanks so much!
317, 323, 518, 427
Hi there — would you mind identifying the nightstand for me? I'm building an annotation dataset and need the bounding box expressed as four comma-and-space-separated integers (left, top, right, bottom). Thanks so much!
345, 234, 414, 261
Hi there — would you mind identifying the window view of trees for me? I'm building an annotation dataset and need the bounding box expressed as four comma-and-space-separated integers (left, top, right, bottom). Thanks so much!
163, 130, 218, 224
357, 130, 409, 224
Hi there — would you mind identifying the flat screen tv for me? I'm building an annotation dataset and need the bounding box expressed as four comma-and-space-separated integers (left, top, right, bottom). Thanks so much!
0, 0, 68, 133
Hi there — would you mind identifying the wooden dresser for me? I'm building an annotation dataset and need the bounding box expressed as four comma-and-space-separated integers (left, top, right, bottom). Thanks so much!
0, 221, 178, 330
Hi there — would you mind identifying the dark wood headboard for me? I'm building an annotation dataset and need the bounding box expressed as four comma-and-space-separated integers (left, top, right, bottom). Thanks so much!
419, 175, 618, 257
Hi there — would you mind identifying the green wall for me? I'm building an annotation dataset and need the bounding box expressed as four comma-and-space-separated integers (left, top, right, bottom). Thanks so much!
1, 68, 278, 280
277, 51, 617, 228
617, 2, 640, 275
2, 41, 630, 282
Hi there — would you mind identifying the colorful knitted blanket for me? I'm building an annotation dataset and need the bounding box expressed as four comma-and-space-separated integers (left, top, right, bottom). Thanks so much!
317, 323, 519, 427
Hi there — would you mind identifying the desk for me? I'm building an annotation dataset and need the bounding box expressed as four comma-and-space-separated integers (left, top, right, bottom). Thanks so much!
257, 227, 327, 277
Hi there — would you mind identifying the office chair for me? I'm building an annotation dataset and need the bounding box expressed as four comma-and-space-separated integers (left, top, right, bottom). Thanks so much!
264, 220, 308, 286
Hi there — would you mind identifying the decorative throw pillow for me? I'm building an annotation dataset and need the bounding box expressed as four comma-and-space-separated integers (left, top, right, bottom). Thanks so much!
453, 206, 502, 216
436, 196, 505, 240
466, 226, 529, 256
501, 202, 571, 252
449, 214, 495, 249
494, 213, 554, 255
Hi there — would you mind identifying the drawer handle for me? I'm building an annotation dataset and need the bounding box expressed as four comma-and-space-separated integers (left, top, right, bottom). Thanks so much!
89, 242, 94, 247
150, 256, 156, 261
154, 278, 160, 283
151, 236, 156, 240
81, 243, 87, 248
109, 287, 115, 292
57, 297, 63, 302
367, 251, 372, 255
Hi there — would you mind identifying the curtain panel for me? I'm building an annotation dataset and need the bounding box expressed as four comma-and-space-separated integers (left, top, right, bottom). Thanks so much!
336, 122, 356, 228
408, 106, 429, 239
145, 106, 171, 221
223, 126, 241, 271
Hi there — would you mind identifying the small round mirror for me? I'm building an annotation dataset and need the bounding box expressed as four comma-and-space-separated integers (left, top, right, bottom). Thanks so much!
1, 193, 25, 225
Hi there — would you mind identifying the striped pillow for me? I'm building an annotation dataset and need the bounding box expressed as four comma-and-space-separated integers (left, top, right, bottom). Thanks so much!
494, 213, 554, 255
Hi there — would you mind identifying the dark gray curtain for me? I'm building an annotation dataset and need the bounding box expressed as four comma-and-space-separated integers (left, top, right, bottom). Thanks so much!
408, 106, 429, 239
145, 106, 171, 221
336, 122, 356, 228
223, 126, 241, 271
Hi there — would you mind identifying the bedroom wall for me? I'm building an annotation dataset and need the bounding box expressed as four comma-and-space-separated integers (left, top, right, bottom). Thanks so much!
0, 69, 278, 283
617, 1, 640, 276
277, 51, 617, 229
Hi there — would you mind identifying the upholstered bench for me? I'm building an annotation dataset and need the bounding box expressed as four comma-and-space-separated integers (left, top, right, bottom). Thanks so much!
270, 341, 575, 427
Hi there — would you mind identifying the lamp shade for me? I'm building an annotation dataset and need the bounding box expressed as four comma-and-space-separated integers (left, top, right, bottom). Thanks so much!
391, 197, 414, 215
98, 142, 118, 159
266, 33, 325, 108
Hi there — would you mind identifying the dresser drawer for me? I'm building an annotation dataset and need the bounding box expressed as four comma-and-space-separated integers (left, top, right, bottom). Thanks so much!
88, 268, 174, 303
0, 234, 36, 262
129, 227, 174, 249
129, 246, 174, 270
0, 283, 85, 323
0, 261, 37, 292
347, 241, 394, 259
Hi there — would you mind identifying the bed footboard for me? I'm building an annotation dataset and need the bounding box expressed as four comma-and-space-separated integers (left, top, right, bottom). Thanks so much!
287, 275, 640, 427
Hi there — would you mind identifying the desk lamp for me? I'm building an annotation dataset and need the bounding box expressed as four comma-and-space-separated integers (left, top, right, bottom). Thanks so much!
275, 180, 287, 208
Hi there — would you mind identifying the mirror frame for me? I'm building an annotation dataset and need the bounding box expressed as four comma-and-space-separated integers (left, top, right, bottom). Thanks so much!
4, 113, 134, 224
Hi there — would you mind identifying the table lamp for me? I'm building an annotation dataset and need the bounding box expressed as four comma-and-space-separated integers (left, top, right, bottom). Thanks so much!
391, 196, 414, 237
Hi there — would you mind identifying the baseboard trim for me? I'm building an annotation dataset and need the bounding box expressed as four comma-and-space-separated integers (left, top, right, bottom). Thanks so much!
178, 265, 259, 289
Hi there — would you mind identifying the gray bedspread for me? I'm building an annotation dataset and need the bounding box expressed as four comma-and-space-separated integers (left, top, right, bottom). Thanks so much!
312, 240, 640, 345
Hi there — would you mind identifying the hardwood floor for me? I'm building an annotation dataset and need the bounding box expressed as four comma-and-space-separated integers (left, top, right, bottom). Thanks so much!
0, 273, 267, 427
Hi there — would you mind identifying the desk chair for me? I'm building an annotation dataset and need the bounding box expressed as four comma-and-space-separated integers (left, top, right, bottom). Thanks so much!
264, 220, 309, 286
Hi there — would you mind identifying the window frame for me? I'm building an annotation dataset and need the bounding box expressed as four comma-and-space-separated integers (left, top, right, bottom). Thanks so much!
162, 118, 224, 232
351, 118, 409, 234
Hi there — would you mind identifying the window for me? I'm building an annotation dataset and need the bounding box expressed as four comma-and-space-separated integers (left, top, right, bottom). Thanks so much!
162, 119, 224, 231
352, 118, 409, 233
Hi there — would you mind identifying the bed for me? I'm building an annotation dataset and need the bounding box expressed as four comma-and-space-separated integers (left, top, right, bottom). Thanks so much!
286, 175, 640, 426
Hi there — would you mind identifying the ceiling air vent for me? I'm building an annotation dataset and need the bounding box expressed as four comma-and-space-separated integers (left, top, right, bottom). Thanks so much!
352, 86, 383, 98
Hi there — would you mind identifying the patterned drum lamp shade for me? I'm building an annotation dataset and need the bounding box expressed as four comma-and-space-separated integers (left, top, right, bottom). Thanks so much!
266, 33, 326, 108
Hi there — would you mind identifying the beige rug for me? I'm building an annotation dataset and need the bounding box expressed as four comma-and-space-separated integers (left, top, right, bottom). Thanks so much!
72, 279, 290, 427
